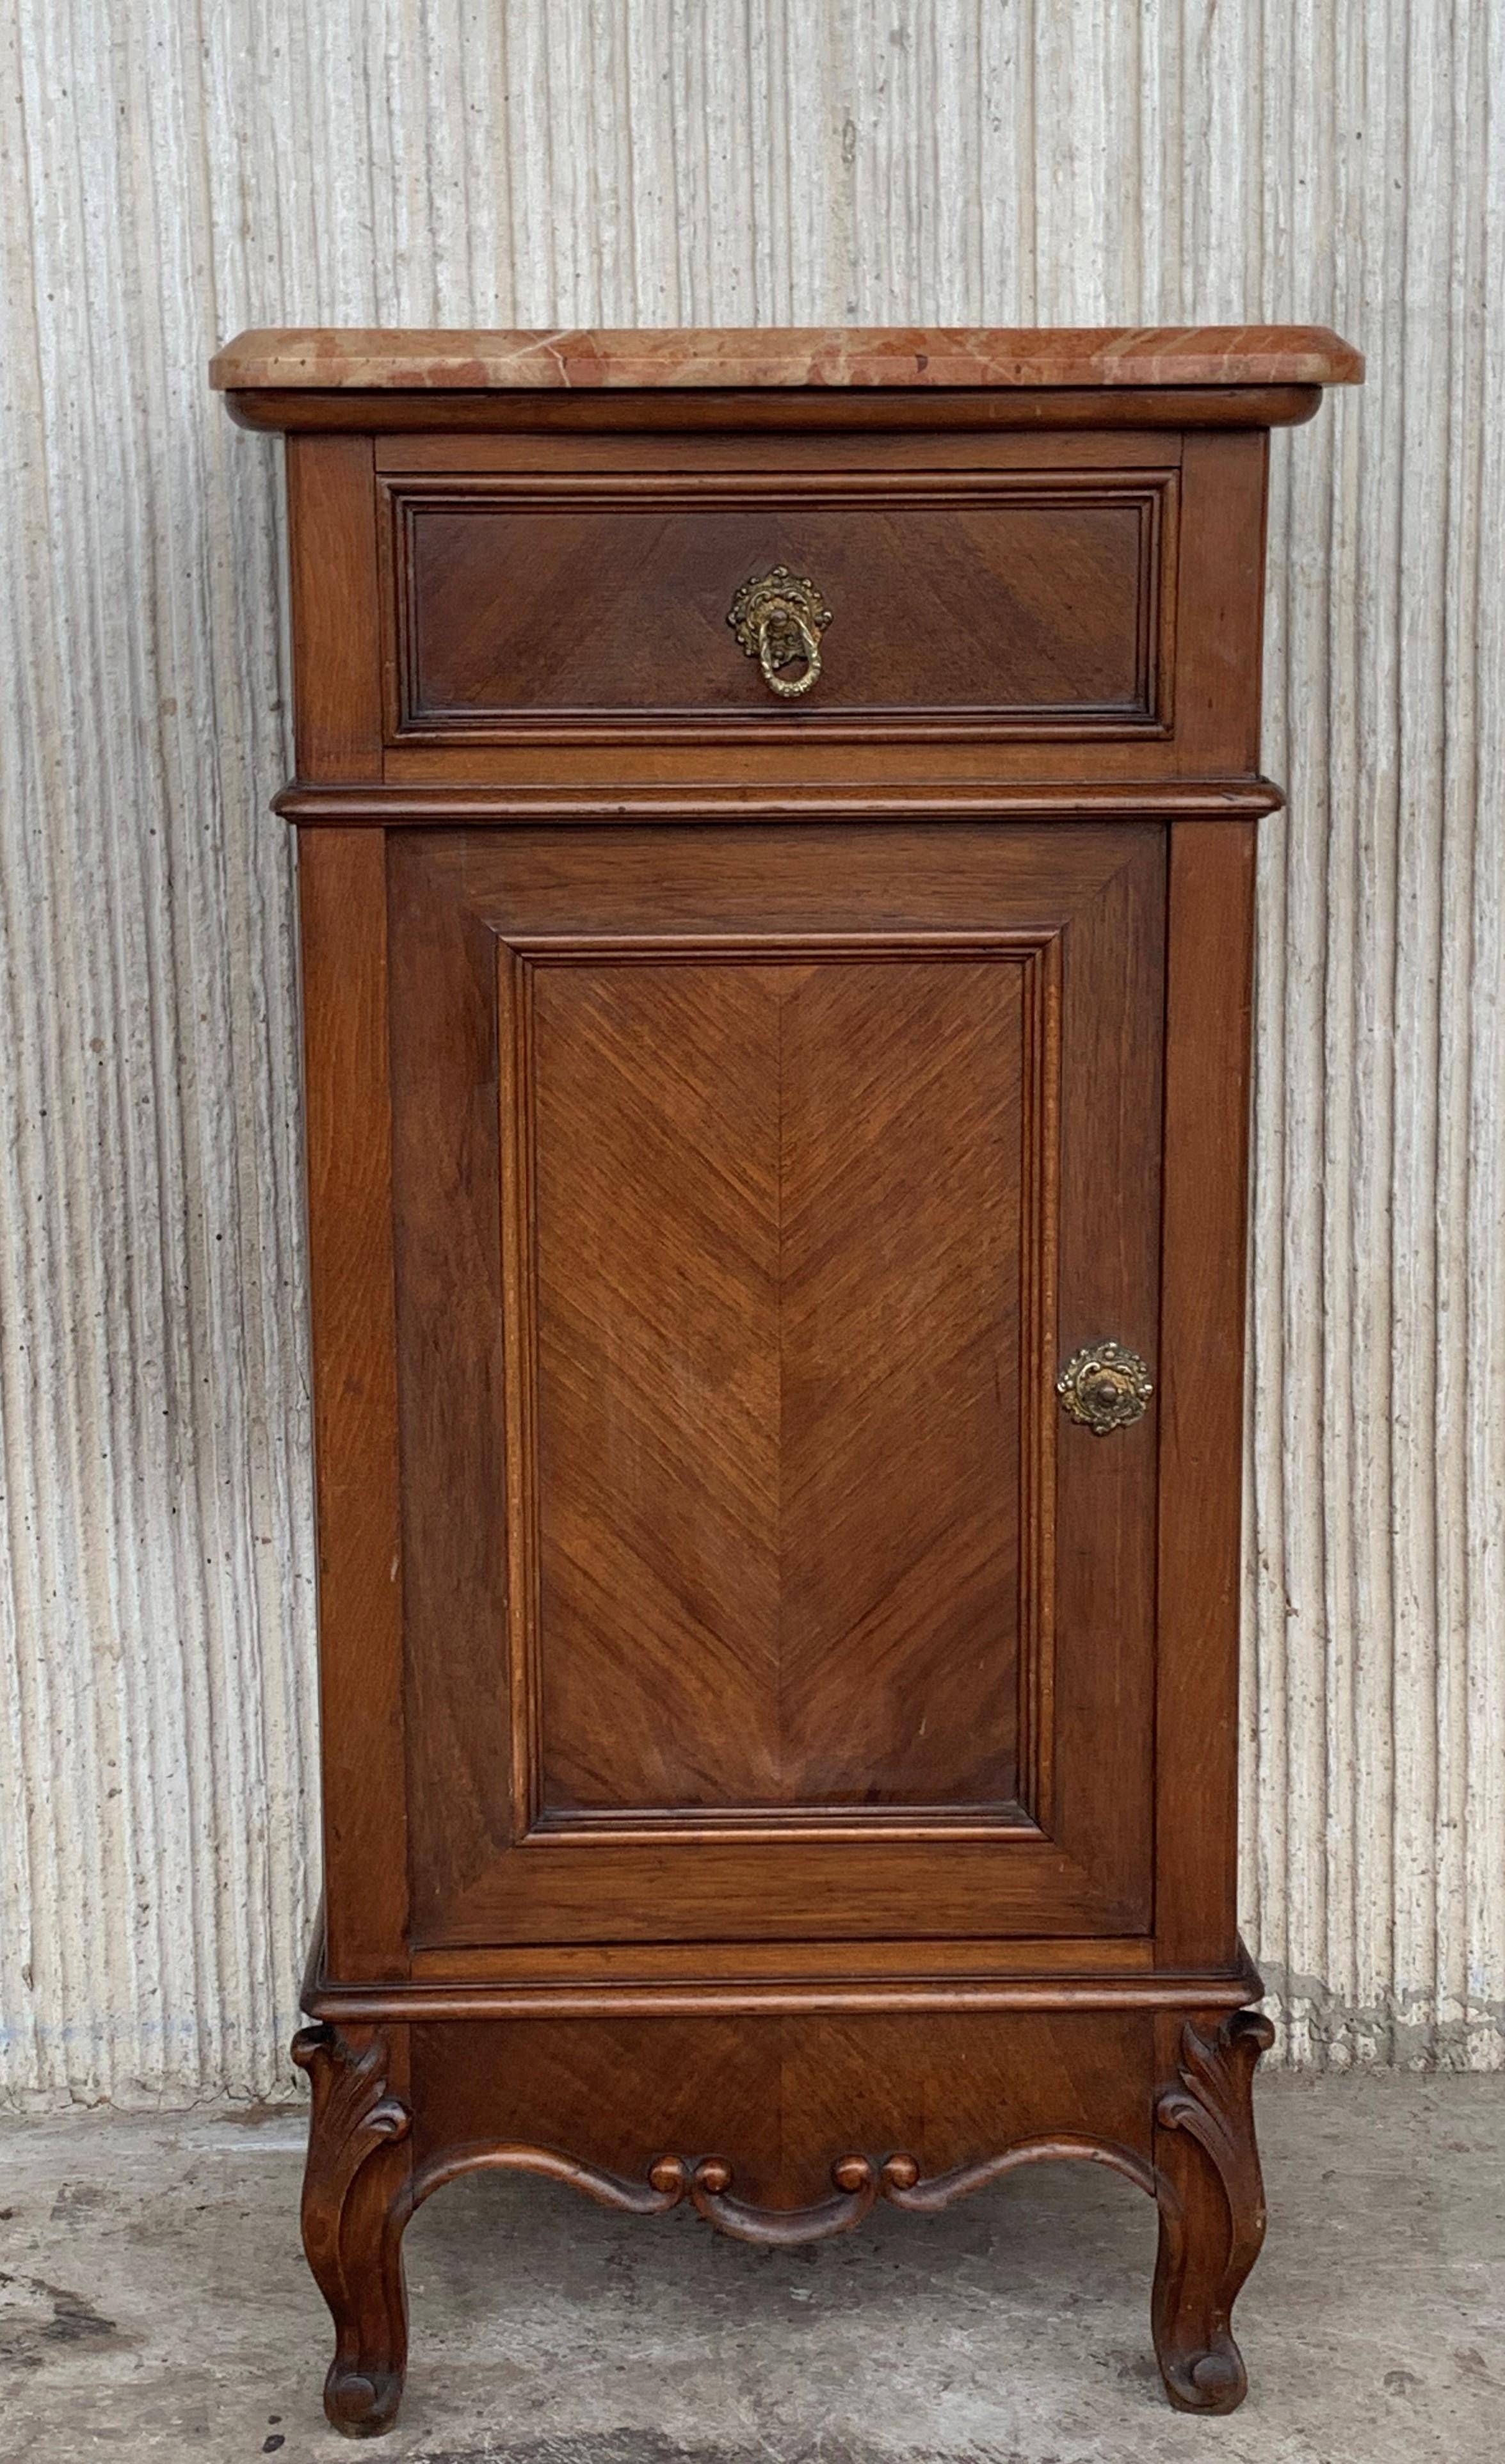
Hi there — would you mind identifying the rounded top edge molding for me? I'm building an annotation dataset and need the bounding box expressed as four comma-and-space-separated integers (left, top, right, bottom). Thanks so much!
209, 323, 1364, 396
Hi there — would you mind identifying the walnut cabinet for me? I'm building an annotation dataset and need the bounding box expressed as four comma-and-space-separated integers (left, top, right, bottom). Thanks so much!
213, 324, 1360, 2434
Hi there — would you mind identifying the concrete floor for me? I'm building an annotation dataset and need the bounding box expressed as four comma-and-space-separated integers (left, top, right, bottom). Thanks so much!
0, 2075, 1499, 2464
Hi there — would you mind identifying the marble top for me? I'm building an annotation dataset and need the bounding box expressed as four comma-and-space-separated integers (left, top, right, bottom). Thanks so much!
211, 325, 1363, 392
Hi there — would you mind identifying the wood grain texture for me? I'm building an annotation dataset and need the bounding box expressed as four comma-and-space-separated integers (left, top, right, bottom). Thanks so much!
377, 736, 1269, 791
286, 437, 383, 782
387, 835, 511, 1926
1173, 432, 1268, 778
376, 429, 1186, 473
407, 2008, 1158, 2208
309, 1967, 1260, 2023
526, 944, 1028, 1822
298, 831, 408, 1978
228, 382, 1329, 435
292, 2022, 414, 2436
1155, 822, 1257, 1970
277, 779, 1286, 826
386, 823, 1159, 1951
286, 1992, 1274, 2428
401, 1935, 1159, 1983
1152, 2008, 1275, 2412
389, 474, 1172, 739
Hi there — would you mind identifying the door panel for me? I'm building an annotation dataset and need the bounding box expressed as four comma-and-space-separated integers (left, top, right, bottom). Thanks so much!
529, 949, 1029, 1825
389, 823, 1164, 1947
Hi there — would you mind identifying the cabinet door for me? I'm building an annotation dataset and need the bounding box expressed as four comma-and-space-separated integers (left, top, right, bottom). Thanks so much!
389, 823, 1163, 1951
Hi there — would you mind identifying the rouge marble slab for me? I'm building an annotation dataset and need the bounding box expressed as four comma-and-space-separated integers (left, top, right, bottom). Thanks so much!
211, 324, 1363, 393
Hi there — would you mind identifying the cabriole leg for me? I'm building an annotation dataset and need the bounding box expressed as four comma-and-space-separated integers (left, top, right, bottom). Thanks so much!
1151, 2008, 1275, 2413
293, 2023, 414, 2437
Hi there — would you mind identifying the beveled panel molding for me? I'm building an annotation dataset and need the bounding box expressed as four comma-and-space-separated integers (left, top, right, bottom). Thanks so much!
494, 930, 1061, 1849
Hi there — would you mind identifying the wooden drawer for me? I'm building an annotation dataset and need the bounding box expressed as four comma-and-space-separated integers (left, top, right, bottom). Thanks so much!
380, 468, 1179, 745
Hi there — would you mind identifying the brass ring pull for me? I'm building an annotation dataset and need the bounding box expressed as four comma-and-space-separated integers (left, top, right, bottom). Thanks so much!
1056, 1341, 1154, 1435
759, 608, 822, 698
728, 567, 833, 700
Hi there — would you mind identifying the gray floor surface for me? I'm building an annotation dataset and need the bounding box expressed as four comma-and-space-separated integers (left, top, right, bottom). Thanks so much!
0, 2073, 1499, 2464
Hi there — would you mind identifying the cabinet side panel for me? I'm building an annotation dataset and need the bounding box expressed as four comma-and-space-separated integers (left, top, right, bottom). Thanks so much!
1155, 820, 1256, 1968
1172, 431, 1268, 775
300, 827, 408, 1976
286, 435, 383, 781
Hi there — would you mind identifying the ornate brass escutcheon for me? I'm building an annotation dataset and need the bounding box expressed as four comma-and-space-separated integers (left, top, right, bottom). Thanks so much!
727, 565, 833, 698
1056, 1340, 1155, 1435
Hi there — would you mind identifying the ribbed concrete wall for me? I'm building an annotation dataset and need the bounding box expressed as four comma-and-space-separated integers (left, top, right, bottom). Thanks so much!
1, 1, 1500, 2104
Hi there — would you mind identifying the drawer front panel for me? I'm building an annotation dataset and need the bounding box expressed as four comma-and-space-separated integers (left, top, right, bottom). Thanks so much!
384, 472, 1177, 741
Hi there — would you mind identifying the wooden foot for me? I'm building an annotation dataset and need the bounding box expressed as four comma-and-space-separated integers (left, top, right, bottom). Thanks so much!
293, 2024, 414, 2437
1151, 2009, 1275, 2413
